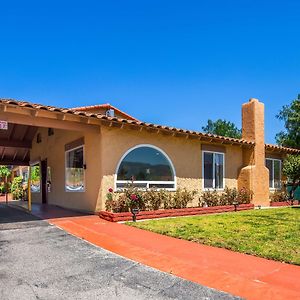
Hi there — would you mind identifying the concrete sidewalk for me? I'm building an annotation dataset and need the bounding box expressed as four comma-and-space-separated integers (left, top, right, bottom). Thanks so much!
37, 208, 300, 300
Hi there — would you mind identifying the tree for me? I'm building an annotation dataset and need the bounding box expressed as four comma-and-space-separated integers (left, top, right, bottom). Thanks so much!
0, 166, 11, 195
202, 119, 242, 139
11, 176, 23, 200
0, 166, 11, 180
282, 154, 300, 200
276, 95, 300, 148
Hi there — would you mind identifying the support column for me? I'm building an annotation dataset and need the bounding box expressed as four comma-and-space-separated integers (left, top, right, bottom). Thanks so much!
28, 166, 32, 212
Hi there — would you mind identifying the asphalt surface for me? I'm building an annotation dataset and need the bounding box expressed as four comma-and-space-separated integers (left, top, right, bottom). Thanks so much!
0, 204, 242, 300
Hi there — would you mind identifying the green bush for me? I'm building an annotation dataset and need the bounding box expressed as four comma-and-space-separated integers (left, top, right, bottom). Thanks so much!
143, 189, 171, 210
200, 187, 253, 207
200, 190, 220, 206
166, 188, 197, 209
0, 184, 5, 194
105, 185, 252, 212
270, 190, 288, 203
237, 188, 253, 204
11, 176, 23, 200
105, 186, 197, 212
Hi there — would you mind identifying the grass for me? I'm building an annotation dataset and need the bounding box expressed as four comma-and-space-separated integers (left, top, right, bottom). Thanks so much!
126, 207, 300, 265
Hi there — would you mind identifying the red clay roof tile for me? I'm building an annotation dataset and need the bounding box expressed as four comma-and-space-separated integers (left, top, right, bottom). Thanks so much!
0, 98, 299, 154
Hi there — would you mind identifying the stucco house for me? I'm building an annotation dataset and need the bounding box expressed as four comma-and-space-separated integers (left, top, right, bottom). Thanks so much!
0, 98, 298, 212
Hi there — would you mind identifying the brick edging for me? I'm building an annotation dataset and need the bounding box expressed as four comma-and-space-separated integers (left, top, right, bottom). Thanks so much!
270, 200, 299, 207
98, 203, 254, 222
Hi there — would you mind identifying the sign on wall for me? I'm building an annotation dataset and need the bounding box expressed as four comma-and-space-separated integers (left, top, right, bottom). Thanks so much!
0, 121, 8, 130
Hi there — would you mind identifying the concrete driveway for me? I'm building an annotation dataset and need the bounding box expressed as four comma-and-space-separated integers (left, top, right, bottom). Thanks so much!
0, 205, 240, 300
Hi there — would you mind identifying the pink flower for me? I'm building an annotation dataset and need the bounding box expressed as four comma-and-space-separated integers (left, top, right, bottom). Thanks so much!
130, 194, 138, 201
108, 188, 113, 193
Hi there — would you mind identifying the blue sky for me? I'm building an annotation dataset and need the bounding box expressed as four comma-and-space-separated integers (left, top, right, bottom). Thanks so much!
0, 0, 299, 144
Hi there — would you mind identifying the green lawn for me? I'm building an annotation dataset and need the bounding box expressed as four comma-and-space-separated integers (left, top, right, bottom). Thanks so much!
126, 208, 300, 265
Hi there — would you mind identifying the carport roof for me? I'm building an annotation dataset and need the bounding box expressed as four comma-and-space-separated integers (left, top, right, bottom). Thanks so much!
0, 122, 37, 166
0, 98, 299, 158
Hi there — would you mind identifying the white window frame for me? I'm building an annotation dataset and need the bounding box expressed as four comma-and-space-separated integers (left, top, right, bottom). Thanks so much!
65, 145, 85, 193
115, 144, 177, 191
266, 158, 282, 190
202, 151, 225, 191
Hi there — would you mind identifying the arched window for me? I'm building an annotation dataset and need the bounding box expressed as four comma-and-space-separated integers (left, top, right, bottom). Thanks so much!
116, 145, 176, 190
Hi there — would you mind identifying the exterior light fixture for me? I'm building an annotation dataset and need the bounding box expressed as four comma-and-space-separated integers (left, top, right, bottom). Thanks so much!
131, 208, 139, 222
232, 201, 239, 212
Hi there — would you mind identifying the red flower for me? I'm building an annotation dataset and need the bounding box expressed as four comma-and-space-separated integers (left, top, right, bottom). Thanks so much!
130, 194, 138, 201
108, 188, 113, 193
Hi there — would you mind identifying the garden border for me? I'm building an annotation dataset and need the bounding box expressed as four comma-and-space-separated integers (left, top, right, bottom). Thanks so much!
99, 203, 254, 222
270, 200, 299, 207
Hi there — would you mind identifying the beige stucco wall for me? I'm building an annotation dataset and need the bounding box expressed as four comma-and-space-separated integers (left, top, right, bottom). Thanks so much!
30, 127, 101, 212
97, 126, 244, 210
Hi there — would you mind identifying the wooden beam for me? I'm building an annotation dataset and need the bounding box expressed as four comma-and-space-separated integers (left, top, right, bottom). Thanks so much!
0, 160, 29, 166
8, 123, 16, 140
0, 111, 100, 133
0, 139, 32, 149
1, 148, 5, 160
21, 125, 31, 141
22, 149, 29, 161
13, 150, 18, 161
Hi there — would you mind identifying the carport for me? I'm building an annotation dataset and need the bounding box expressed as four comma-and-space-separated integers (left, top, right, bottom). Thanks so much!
0, 121, 37, 210
0, 99, 102, 212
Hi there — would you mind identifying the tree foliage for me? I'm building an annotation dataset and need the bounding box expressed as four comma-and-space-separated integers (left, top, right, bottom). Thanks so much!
11, 176, 23, 200
282, 155, 300, 199
0, 166, 11, 180
276, 95, 300, 148
202, 119, 242, 139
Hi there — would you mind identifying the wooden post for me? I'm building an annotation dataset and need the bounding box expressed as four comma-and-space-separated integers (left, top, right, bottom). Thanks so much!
5, 176, 8, 205
28, 166, 32, 212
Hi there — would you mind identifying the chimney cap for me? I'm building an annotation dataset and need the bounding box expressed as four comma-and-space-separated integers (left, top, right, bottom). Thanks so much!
249, 98, 259, 103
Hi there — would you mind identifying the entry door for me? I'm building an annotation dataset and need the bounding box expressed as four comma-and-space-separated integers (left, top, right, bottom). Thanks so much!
41, 159, 48, 204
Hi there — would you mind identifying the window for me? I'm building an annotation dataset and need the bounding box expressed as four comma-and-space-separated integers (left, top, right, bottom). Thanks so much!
116, 145, 175, 190
266, 158, 281, 189
30, 163, 41, 193
65, 146, 85, 192
203, 151, 224, 189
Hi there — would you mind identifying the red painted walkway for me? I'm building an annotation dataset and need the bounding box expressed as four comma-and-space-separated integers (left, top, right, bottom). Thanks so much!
29, 204, 300, 300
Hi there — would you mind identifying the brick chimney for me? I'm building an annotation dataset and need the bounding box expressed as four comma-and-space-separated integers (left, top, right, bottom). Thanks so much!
238, 98, 270, 206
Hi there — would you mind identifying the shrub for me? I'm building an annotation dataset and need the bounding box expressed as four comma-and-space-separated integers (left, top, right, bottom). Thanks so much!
105, 186, 252, 212
200, 190, 220, 207
105, 186, 197, 212
237, 188, 253, 204
270, 190, 288, 203
143, 189, 171, 210
200, 187, 253, 207
165, 188, 197, 209
105, 184, 144, 213
123, 185, 145, 211
219, 187, 238, 205
0, 184, 5, 194
11, 177, 23, 200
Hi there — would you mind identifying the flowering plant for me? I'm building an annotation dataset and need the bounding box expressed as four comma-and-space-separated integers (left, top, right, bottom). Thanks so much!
130, 194, 138, 201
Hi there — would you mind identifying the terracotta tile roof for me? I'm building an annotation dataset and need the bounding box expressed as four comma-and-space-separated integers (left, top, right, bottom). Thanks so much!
0, 98, 299, 154
265, 143, 300, 154
70, 103, 138, 121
